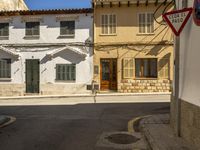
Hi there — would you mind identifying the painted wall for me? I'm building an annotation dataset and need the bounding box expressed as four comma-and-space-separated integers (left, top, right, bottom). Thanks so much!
0, 13, 93, 95
0, 14, 92, 44
178, 0, 200, 107
93, 1, 174, 92
94, 4, 173, 44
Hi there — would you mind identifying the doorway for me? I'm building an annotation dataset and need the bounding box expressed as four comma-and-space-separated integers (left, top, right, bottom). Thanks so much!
26, 59, 40, 93
100, 58, 117, 91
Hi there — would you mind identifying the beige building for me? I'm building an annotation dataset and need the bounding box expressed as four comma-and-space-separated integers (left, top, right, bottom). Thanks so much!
93, 0, 174, 93
0, 0, 28, 10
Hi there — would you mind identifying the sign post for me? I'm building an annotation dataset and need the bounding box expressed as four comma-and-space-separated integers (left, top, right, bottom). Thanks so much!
163, 7, 193, 137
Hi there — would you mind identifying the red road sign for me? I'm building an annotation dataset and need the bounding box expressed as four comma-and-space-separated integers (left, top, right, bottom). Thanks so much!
163, 8, 193, 36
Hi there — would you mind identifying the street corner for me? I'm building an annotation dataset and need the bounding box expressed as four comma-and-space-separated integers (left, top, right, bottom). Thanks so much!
0, 115, 16, 128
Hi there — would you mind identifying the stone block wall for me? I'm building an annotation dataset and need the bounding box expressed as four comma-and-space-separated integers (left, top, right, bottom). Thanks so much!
118, 79, 172, 93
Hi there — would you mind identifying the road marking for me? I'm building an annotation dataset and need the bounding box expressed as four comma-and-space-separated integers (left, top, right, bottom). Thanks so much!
0, 116, 16, 128
128, 115, 151, 133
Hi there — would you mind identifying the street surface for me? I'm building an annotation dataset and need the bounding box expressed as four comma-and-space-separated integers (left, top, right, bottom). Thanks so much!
0, 97, 170, 150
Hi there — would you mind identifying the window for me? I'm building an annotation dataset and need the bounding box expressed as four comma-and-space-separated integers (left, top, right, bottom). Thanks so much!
25, 22, 40, 36
0, 23, 9, 37
60, 21, 75, 36
138, 13, 154, 34
0, 59, 11, 79
101, 14, 116, 35
135, 58, 157, 78
182, 0, 188, 8
123, 58, 134, 78
56, 64, 76, 81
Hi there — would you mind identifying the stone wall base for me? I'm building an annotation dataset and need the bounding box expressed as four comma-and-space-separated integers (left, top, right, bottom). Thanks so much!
0, 83, 91, 97
118, 79, 171, 93
180, 100, 200, 148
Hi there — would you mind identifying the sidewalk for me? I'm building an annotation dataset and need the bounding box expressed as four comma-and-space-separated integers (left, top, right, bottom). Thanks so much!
0, 93, 170, 106
139, 114, 198, 150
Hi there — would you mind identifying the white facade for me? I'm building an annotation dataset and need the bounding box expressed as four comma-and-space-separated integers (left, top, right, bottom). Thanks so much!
0, 11, 93, 96
178, 0, 200, 107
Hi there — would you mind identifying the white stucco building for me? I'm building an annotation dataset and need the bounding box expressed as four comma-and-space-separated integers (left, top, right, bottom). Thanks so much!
170, 0, 200, 148
0, 9, 93, 96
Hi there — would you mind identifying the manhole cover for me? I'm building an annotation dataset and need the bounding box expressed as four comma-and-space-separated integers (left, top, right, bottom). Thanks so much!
105, 133, 140, 144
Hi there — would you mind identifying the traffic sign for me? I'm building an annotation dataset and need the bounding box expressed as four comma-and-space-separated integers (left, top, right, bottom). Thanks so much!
163, 8, 193, 36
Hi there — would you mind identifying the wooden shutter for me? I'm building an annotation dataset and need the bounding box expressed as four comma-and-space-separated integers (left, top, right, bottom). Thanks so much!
147, 13, 154, 33
123, 58, 134, 78
158, 58, 169, 79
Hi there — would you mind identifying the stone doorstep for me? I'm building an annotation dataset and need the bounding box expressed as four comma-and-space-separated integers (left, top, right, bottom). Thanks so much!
140, 116, 198, 150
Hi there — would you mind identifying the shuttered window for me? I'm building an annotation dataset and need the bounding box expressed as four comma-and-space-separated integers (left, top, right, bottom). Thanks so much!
56, 64, 76, 81
158, 58, 169, 79
123, 58, 134, 78
26, 22, 40, 36
0, 59, 11, 78
101, 14, 116, 35
135, 58, 157, 78
60, 21, 75, 36
138, 13, 154, 34
0, 23, 9, 37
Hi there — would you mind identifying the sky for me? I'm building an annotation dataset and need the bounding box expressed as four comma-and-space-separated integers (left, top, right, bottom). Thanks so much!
25, 0, 91, 10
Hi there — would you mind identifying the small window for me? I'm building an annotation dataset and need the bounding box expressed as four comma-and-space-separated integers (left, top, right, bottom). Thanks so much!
101, 14, 116, 35
0, 23, 9, 37
25, 22, 40, 36
60, 21, 75, 36
182, 0, 188, 8
135, 58, 157, 78
56, 64, 76, 81
138, 13, 154, 34
123, 58, 134, 78
0, 59, 11, 79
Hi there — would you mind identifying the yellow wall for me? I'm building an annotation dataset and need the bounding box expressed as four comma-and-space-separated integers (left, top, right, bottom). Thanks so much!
93, 2, 174, 92
94, 3, 173, 44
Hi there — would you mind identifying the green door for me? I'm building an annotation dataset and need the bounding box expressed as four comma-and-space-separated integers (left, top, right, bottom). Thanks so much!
26, 59, 40, 93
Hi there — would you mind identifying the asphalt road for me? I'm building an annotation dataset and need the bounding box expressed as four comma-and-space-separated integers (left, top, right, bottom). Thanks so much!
0, 101, 169, 150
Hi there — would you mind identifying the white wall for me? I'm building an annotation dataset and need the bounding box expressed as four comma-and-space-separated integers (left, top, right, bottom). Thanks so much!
0, 13, 93, 86
179, 0, 200, 106
0, 13, 92, 44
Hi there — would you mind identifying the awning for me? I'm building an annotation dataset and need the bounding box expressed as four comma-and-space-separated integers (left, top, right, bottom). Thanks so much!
0, 46, 19, 57
46, 46, 87, 57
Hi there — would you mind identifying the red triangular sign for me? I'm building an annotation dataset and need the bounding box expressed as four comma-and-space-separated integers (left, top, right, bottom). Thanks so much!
163, 8, 193, 36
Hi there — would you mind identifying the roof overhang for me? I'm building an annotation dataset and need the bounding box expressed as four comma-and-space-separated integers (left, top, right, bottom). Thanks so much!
0, 46, 19, 57
46, 46, 87, 57
93, 0, 171, 6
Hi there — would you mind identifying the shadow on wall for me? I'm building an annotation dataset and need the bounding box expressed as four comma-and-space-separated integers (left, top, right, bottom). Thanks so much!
40, 49, 86, 64
146, 41, 169, 56
158, 53, 171, 75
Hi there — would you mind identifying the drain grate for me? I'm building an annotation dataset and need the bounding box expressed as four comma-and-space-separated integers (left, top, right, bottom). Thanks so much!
105, 133, 140, 144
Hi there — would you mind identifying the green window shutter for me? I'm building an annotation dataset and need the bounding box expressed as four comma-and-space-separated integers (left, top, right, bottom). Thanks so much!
56, 64, 76, 81
0, 59, 11, 78
26, 22, 40, 36
60, 21, 75, 36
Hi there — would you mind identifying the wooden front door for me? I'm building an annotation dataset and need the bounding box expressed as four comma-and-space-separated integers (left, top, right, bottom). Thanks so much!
26, 59, 40, 93
100, 59, 117, 91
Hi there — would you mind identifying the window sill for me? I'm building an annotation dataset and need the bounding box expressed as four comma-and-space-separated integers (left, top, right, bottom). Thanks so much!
136, 33, 155, 36
135, 77, 158, 80
58, 35, 75, 39
0, 36, 9, 40
55, 80, 76, 83
24, 36, 40, 40
99, 34, 117, 36
0, 78, 12, 81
